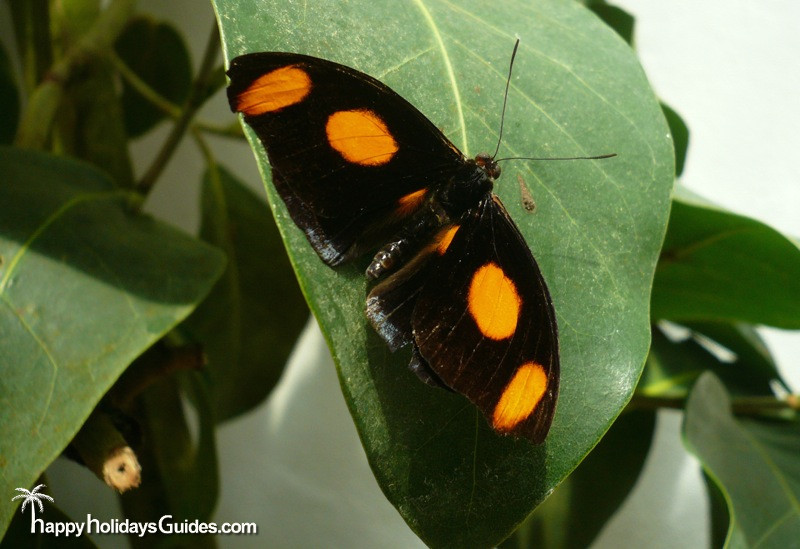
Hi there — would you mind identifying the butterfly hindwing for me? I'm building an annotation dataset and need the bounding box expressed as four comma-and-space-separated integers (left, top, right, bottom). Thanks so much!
411, 195, 560, 442
227, 52, 465, 265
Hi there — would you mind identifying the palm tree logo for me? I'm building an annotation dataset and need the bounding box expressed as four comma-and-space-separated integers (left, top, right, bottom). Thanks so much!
11, 484, 54, 530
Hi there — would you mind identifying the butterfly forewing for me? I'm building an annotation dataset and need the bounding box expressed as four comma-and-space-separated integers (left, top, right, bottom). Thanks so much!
227, 52, 465, 265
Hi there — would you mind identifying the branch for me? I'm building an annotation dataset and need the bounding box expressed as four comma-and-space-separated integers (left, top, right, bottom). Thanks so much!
136, 23, 221, 194
70, 410, 141, 493
628, 392, 800, 417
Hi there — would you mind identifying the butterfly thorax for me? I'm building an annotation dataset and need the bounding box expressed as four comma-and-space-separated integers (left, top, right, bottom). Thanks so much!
366, 157, 495, 281
436, 155, 496, 217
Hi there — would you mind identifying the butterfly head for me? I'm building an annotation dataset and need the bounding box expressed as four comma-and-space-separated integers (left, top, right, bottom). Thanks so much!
475, 152, 501, 180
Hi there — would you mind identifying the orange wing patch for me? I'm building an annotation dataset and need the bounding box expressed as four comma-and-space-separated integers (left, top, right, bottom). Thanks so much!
235, 65, 312, 115
326, 109, 399, 166
397, 189, 427, 215
492, 362, 548, 432
435, 225, 460, 255
468, 262, 520, 340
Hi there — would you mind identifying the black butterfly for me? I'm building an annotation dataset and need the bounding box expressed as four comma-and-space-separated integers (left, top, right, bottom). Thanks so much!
227, 50, 559, 442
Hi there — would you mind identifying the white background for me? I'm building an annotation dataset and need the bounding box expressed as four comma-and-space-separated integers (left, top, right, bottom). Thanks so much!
3, 1, 798, 547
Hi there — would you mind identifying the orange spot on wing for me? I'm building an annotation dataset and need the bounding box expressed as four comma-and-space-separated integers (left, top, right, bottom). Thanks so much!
326, 109, 398, 166
492, 362, 548, 432
468, 262, 520, 340
235, 66, 311, 115
436, 225, 460, 255
397, 189, 427, 215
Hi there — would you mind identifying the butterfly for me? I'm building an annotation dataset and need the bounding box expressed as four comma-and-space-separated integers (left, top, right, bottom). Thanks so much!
227, 47, 560, 442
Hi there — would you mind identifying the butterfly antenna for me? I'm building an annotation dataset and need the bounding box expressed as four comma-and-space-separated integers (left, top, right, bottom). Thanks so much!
493, 38, 520, 160
496, 153, 618, 162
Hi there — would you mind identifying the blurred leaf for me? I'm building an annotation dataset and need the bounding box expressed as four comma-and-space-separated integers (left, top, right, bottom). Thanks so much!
115, 15, 192, 138
0, 147, 225, 538
683, 372, 800, 547
502, 410, 656, 548
703, 472, 732, 549
48, 2, 132, 184
216, 0, 674, 545
199, 64, 227, 105
57, 62, 134, 186
50, 0, 100, 51
119, 372, 217, 548
586, 1, 635, 45
184, 165, 308, 422
653, 186, 800, 328
661, 103, 689, 177
0, 41, 20, 144
641, 322, 784, 399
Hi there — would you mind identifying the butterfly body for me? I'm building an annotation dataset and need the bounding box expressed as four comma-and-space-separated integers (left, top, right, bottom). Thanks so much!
227, 51, 559, 442
366, 155, 495, 281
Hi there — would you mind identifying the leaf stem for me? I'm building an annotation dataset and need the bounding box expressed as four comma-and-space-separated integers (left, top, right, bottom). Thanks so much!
195, 119, 245, 139
628, 393, 800, 416
108, 52, 243, 140
135, 23, 220, 194
8, 0, 53, 93
107, 51, 182, 119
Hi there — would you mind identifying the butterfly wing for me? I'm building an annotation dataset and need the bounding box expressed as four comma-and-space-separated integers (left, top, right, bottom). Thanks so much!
411, 195, 560, 442
227, 52, 466, 266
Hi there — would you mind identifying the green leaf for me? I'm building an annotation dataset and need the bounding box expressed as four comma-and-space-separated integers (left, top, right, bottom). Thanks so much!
683, 372, 800, 547
586, 1, 635, 45
183, 165, 308, 422
115, 15, 192, 138
652, 187, 800, 328
641, 322, 784, 398
0, 41, 20, 144
501, 410, 656, 548
215, 0, 673, 545
661, 103, 689, 177
0, 147, 225, 538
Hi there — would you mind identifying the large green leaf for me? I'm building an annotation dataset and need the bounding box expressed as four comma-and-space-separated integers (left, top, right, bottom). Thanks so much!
683, 372, 800, 547
0, 147, 225, 537
183, 165, 308, 422
214, 0, 673, 545
652, 186, 800, 328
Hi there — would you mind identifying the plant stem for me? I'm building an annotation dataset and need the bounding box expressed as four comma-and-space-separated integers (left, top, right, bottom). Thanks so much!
71, 409, 141, 492
13, 0, 136, 149
136, 23, 221, 194
107, 51, 182, 119
109, 52, 243, 140
195, 119, 245, 139
628, 392, 800, 416
8, 0, 52, 93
